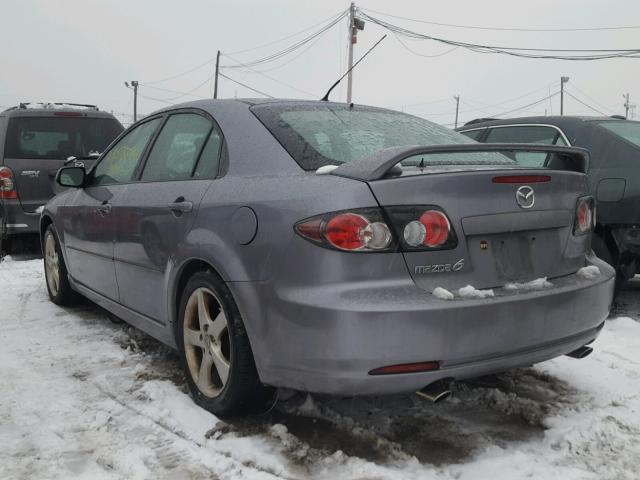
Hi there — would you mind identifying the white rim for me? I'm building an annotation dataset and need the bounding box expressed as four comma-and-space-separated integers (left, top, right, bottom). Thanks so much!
44, 232, 60, 297
183, 287, 231, 398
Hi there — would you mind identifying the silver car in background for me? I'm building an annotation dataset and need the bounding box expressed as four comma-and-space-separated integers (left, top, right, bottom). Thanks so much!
40, 99, 615, 416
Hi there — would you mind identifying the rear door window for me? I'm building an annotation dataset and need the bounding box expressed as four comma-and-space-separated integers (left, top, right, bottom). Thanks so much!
485, 126, 566, 167
141, 113, 212, 182
5, 117, 123, 159
92, 118, 162, 186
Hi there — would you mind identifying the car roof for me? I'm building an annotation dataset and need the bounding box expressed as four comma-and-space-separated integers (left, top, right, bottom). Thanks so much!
146, 98, 402, 117
457, 115, 637, 131
1, 103, 118, 120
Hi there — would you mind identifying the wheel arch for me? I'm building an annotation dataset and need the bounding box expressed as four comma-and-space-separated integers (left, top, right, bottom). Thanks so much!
171, 258, 228, 333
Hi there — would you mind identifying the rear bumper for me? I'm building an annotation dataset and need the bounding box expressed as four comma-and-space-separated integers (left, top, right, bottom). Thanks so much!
231, 255, 615, 395
0, 201, 41, 235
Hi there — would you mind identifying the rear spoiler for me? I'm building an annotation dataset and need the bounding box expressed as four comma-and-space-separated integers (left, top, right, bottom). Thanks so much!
330, 143, 590, 181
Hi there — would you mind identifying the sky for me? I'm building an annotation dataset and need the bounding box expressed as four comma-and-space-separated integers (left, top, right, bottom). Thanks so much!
2, 0, 640, 126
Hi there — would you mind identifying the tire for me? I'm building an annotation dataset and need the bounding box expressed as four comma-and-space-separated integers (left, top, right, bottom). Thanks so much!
43, 225, 79, 305
176, 271, 271, 416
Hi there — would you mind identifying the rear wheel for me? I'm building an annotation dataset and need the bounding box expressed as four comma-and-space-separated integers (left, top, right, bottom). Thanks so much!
176, 271, 271, 416
43, 225, 78, 305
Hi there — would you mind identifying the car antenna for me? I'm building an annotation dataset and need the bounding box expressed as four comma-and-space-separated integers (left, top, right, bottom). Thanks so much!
320, 34, 387, 102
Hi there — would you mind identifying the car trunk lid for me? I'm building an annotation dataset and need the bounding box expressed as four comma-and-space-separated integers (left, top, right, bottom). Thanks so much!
368, 167, 589, 291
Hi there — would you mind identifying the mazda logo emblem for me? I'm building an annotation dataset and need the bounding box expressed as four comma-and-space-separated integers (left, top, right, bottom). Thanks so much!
516, 186, 535, 209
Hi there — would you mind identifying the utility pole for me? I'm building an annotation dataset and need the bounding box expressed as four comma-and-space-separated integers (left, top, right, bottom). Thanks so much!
214, 50, 221, 99
624, 93, 630, 119
346, 3, 365, 103
560, 76, 569, 116
453, 95, 460, 128
125, 81, 139, 122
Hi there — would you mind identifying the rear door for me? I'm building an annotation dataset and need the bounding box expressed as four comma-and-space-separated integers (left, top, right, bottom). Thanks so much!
63, 117, 162, 300
3, 114, 123, 212
113, 111, 223, 324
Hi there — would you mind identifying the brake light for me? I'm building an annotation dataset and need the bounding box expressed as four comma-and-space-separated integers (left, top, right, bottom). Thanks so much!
295, 206, 457, 252
574, 197, 595, 235
492, 175, 551, 184
0, 167, 17, 200
295, 209, 392, 252
324, 213, 370, 250
403, 210, 450, 247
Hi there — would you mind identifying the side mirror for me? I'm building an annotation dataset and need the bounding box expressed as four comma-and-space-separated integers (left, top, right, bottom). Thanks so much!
56, 166, 86, 188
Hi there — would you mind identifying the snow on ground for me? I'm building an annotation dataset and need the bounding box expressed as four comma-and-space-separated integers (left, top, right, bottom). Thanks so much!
1, 257, 640, 480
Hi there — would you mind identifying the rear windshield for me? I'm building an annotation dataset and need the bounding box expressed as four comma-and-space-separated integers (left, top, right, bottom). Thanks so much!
5, 116, 124, 160
251, 104, 513, 170
598, 121, 640, 147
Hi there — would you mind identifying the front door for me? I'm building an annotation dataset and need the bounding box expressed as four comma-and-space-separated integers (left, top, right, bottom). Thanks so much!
113, 111, 223, 324
63, 117, 162, 300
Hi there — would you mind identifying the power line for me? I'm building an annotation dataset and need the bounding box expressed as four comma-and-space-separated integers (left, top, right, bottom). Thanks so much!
392, 32, 459, 58
362, 7, 640, 32
493, 92, 560, 117
142, 10, 346, 86
138, 83, 209, 99
226, 9, 348, 55
221, 53, 316, 97
566, 81, 615, 114
399, 82, 558, 114
221, 11, 347, 70
564, 91, 609, 116
218, 73, 275, 98
140, 74, 215, 102
359, 11, 640, 60
143, 57, 217, 85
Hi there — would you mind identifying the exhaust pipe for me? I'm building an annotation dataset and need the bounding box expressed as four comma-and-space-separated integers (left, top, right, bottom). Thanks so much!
566, 345, 593, 359
416, 380, 452, 403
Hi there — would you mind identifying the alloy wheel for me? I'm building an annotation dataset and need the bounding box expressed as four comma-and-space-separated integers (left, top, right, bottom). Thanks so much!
44, 232, 60, 297
183, 287, 231, 398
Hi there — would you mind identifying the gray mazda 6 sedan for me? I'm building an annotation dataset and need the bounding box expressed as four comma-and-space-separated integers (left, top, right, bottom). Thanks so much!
40, 99, 615, 415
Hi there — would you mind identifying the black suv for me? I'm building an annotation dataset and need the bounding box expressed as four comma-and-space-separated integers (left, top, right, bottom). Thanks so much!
0, 103, 123, 246
458, 116, 640, 284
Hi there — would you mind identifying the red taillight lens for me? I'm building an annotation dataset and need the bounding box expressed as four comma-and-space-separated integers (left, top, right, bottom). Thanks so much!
0, 167, 17, 200
574, 197, 595, 235
403, 210, 451, 247
324, 213, 369, 250
295, 208, 393, 252
419, 210, 450, 247
369, 361, 441, 375
295, 206, 456, 252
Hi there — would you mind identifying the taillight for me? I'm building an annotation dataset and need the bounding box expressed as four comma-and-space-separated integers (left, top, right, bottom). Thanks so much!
295, 208, 392, 252
574, 196, 595, 235
294, 206, 457, 252
404, 210, 450, 247
0, 167, 17, 200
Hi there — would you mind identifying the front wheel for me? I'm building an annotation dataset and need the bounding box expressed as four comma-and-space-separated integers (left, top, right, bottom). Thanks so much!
176, 271, 271, 416
43, 225, 78, 305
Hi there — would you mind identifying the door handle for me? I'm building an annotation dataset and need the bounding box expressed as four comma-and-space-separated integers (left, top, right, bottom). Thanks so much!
96, 203, 112, 217
168, 200, 193, 216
